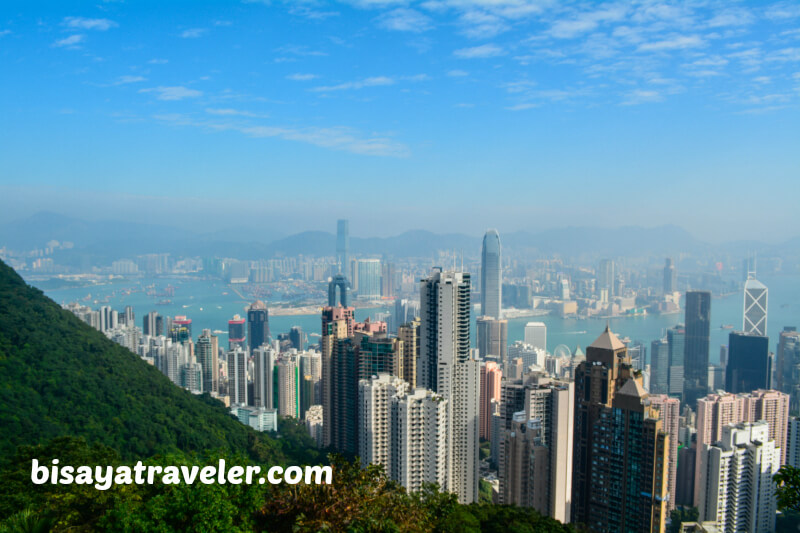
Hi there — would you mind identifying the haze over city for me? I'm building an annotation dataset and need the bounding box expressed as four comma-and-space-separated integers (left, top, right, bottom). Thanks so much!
2, 0, 800, 240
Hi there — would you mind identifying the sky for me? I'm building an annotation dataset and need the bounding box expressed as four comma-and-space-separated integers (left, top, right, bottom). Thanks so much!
0, 0, 799, 242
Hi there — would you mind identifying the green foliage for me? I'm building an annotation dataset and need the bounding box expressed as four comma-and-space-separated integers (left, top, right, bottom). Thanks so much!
775, 465, 800, 513
667, 507, 698, 533
478, 479, 494, 504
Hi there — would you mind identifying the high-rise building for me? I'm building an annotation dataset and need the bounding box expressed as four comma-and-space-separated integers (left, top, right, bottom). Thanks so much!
328, 274, 350, 308
397, 319, 419, 387
253, 346, 275, 409
646, 395, 681, 512
336, 219, 349, 276
419, 268, 480, 504
196, 329, 219, 394
481, 229, 502, 319
227, 347, 248, 406
143, 311, 159, 336
480, 362, 502, 440
597, 259, 615, 298
381, 262, 395, 298
697, 421, 779, 533
667, 325, 685, 398
788, 416, 800, 469
743, 276, 768, 337
776, 327, 800, 407
524, 322, 547, 353
650, 338, 670, 395
507, 341, 545, 371
247, 301, 269, 351
357, 259, 382, 300
277, 355, 299, 418
684, 291, 711, 408
169, 315, 192, 344
663, 258, 677, 294
499, 373, 573, 522
289, 326, 304, 351
572, 326, 669, 532
726, 332, 771, 393
359, 374, 409, 470
476, 317, 508, 361
358, 333, 403, 381
228, 314, 246, 349
694, 389, 790, 504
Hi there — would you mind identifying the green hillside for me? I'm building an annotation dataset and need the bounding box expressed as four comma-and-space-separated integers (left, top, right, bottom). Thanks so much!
0, 259, 290, 464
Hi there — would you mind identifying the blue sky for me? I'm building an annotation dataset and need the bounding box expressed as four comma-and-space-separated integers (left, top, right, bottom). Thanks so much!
0, 0, 799, 242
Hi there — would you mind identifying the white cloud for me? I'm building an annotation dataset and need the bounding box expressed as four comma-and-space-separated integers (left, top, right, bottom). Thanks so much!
377, 8, 433, 32
181, 28, 207, 38
312, 74, 427, 92
638, 34, 705, 52
63, 17, 117, 31
0, 30, 11, 37
506, 103, 538, 110
139, 86, 203, 100
53, 34, 85, 48
113, 75, 146, 85
286, 73, 319, 81
447, 69, 469, 77
707, 8, 754, 28
622, 89, 664, 105
459, 10, 509, 39
148, 58, 169, 65
205, 108, 267, 118
454, 43, 504, 58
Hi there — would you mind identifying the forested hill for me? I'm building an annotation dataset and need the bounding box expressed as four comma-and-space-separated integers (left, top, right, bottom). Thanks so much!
0, 258, 298, 465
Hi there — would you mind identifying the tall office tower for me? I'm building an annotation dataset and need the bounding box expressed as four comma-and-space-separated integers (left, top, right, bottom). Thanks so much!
697, 421, 779, 533
524, 322, 547, 353
726, 332, 771, 393
289, 326, 304, 351
100, 306, 118, 333
228, 314, 246, 349
253, 346, 275, 409
694, 389, 790, 504
650, 339, 670, 394
120, 305, 134, 327
776, 327, 800, 407
597, 259, 615, 298
646, 395, 681, 512
358, 374, 409, 470
381, 262, 395, 298
299, 350, 322, 406
667, 325, 685, 398
277, 356, 299, 418
164, 341, 186, 385
154, 314, 166, 337
572, 327, 669, 532
196, 329, 219, 394
559, 278, 570, 301
180, 356, 203, 393
499, 373, 574, 522
788, 417, 800, 468
227, 347, 248, 406
684, 291, 711, 408
663, 258, 677, 294
480, 362, 502, 440
358, 333, 403, 380
142, 311, 159, 336
247, 301, 269, 351
321, 314, 348, 448
336, 218, 349, 276
476, 317, 508, 361
419, 268, 480, 504
480, 229, 502, 319
169, 315, 192, 343
357, 259, 382, 300
397, 319, 419, 387
743, 276, 768, 337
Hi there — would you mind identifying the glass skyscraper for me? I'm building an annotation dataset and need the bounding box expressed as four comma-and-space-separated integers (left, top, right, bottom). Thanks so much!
480, 229, 502, 319
684, 291, 711, 408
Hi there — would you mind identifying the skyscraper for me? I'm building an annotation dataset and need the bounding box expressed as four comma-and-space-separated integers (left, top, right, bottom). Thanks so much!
336, 219, 349, 277
650, 338, 669, 395
253, 345, 275, 409
743, 276, 768, 337
227, 347, 247, 406
480, 229, 502, 319
684, 291, 711, 408
726, 331, 771, 393
397, 319, 420, 387
572, 326, 669, 532
228, 314, 246, 349
196, 329, 219, 394
247, 301, 269, 351
776, 327, 800, 407
523, 321, 547, 353
357, 259, 381, 300
667, 325, 685, 398
697, 421, 779, 532
289, 326, 305, 351
277, 355, 300, 418
663, 258, 677, 294
476, 316, 508, 361
597, 259, 615, 298
419, 268, 480, 504
479, 361, 502, 441
646, 395, 680, 512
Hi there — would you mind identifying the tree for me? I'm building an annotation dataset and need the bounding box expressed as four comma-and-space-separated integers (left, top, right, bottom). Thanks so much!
775, 465, 800, 513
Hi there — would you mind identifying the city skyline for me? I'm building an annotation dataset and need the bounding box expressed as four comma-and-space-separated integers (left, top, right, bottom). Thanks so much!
2, 1, 800, 240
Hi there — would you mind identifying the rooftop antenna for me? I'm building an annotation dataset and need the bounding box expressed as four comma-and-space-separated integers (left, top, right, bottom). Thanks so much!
460, 249, 464, 273
452, 249, 456, 272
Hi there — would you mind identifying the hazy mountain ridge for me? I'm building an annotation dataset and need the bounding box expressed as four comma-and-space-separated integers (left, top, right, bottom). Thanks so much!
1, 211, 796, 263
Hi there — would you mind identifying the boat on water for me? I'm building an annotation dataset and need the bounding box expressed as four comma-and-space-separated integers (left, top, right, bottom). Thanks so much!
156, 299, 172, 306
721, 324, 733, 329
